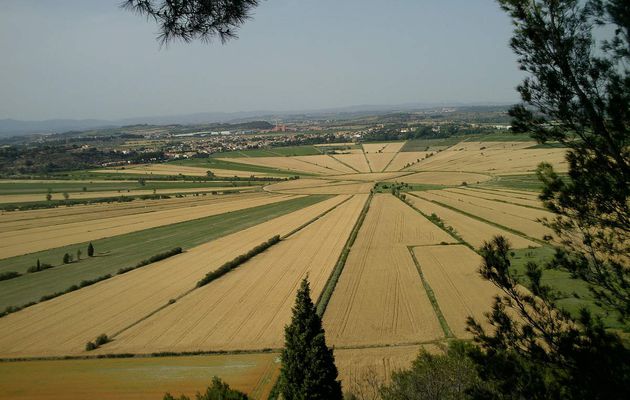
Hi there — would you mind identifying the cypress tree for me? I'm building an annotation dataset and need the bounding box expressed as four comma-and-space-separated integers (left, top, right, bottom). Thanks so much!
87, 242, 94, 257
280, 277, 342, 400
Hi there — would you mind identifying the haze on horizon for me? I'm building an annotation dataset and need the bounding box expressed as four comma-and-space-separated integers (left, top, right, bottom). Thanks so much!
0, 0, 522, 121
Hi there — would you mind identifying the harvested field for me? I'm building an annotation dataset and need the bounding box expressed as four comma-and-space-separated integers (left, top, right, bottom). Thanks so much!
365, 153, 398, 173
415, 190, 553, 239
330, 172, 409, 182
486, 187, 542, 197
389, 171, 492, 185
293, 155, 357, 174
0, 193, 298, 260
385, 151, 430, 171
0, 196, 330, 311
0, 195, 350, 358
335, 345, 439, 394
330, 154, 371, 173
447, 187, 544, 208
362, 142, 405, 153
412, 245, 502, 337
406, 194, 538, 249
0, 353, 279, 400
323, 194, 455, 347
93, 163, 274, 178
279, 182, 374, 195
408, 141, 567, 174
0, 186, 257, 204
96, 195, 368, 354
216, 157, 336, 175
0, 192, 254, 233
262, 178, 338, 192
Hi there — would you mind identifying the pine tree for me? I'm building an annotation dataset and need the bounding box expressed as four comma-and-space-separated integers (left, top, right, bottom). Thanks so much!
280, 278, 342, 400
87, 242, 94, 257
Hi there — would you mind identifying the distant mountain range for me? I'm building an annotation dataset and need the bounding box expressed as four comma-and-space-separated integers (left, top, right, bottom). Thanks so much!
0, 102, 513, 138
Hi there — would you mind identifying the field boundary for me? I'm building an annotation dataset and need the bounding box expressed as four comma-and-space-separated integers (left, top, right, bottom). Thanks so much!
327, 154, 361, 173
315, 193, 373, 316
105, 195, 354, 344
412, 193, 545, 245
281, 195, 353, 239
395, 194, 473, 250
407, 246, 454, 339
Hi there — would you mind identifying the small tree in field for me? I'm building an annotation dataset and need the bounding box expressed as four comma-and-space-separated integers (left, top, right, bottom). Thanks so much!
87, 242, 94, 257
63, 253, 72, 264
45, 193, 52, 201
279, 277, 342, 400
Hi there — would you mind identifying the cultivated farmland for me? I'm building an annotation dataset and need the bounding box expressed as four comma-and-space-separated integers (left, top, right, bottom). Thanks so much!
412, 245, 502, 337
0, 136, 572, 397
97, 195, 368, 354
0, 195, 350, 358
322, 194, 454, 347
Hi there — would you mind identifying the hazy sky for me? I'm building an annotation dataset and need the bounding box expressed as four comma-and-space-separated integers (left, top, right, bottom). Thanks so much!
0, 0, 523, 121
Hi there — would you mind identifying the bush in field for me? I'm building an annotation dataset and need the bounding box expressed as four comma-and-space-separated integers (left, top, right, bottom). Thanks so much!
197, 236, 280, 287
87, 242, 94, 257
85, 334, 110, 351
27, 260, 54, 273
163, 376, 248, 400
62, 253, 72, 264
0, 271, 21, 281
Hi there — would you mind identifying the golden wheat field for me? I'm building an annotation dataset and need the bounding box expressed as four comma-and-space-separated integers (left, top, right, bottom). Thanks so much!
0, 138, 568, 398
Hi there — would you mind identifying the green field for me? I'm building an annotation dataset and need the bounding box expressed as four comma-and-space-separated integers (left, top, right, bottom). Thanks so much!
510, 246, 628, 332
0, 353, 280, 399
0, 195, 330, 310
0, 180, 264, 195
400, 137, 467, 152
